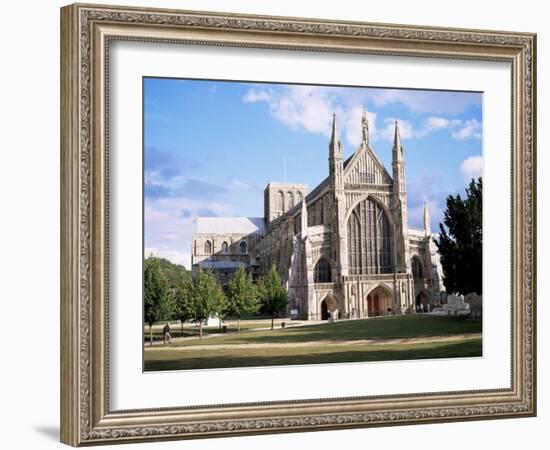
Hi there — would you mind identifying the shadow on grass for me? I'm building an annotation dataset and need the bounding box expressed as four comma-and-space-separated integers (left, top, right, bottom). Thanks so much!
145, 339, 482, 371
144, 324, 274, 344
172, 315, 482, 347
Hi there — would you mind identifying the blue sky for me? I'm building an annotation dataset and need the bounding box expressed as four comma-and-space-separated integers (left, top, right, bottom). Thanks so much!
144, 78, 483, 268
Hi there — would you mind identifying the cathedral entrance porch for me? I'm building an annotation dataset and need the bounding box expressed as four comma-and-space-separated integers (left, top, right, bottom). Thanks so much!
366, 284, 393, 317
343, 275, 408, 319
319, 293, 338, 321
415, 289, 431, 313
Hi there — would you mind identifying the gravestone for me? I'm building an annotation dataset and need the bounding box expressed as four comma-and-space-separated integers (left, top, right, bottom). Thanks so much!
431, 294, 470, 317
465, 293, 482, 321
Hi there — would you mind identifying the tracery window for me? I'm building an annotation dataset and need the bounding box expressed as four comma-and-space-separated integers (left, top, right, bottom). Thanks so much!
204, 240, 212, 254
314, 258, 332, 283
239, 241, 247, 254
221, 241, 229, 253
347, 197, 393, 275
411, 256, 424, 279
287, 191, 294, 209
359, 171, 375, 183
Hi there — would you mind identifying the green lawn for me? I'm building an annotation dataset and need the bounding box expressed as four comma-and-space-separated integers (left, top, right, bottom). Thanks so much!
144, 319, 300, 342
166, 315, 481, 347
145, 337, 482, 371
144, 315, 482, 371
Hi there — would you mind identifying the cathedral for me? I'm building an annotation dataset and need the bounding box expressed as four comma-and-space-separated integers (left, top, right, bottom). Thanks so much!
191, 111, 445, 320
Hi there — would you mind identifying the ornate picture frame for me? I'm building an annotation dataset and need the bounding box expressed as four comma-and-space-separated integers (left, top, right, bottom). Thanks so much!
60, 3, 536, 446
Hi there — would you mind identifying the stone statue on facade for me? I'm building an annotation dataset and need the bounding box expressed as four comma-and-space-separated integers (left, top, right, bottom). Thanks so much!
361, 110, 369, 144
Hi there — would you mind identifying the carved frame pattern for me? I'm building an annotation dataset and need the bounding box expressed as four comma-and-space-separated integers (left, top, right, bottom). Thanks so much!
60, 3, 536, 446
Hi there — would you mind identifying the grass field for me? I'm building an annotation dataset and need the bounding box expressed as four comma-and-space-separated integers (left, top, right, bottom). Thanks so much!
144, 315, 482, 371
144, 319, 304, 342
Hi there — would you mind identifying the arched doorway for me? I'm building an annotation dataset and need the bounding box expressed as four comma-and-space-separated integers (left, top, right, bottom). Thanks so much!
320, 294, 338, 320
366, 285, 393, 317
321, 300, 329, 320
415, 290, 431, 312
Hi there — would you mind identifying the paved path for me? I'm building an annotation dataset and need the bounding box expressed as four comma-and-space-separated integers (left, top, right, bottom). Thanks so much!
144, 333, 482, 352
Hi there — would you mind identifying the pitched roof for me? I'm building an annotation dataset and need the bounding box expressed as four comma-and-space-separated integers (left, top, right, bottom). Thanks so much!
197, 260, 248, 269
195, 217, 265, 235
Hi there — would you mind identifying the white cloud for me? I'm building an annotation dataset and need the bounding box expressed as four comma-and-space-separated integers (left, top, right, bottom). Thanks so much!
406, 171, 448, 232
243, 89, 272, 103
377, 118, 414, 142
367, 90, 481, 115
408, 199, 443, 233
144, 197, 233, 269
424, 116, 450, 131
144, 247, 191, 267
375, 117, 449, 143
452, 119, 482, 140
242, 86, 481, 148
460, 155, 483, 179
226, 178, 251, 190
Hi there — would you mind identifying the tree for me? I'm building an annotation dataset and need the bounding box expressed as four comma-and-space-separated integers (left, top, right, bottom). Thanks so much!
188, 269, 226, 338
174, 273, 194, 337
157, 257, 189, 289
226, 267, 260, 333
258, 265, 288, 330
435, 177, 482, 295
144, 256, 174, 346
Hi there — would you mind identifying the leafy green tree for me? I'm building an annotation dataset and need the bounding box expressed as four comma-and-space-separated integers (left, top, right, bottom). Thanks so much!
174, 273, 194, 337
157, 257, 189, 289
258, 265, 288, 330
188, 269, 226, 338
144, 256, 174, 345
226, 267, 260, 333
435, 177, 482, 295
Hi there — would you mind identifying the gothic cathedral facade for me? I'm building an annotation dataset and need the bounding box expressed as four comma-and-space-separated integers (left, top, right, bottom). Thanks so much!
192, 112, 444, 320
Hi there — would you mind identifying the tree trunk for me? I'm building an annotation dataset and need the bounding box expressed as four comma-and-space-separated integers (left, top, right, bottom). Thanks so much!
237, 316, 241, 333
199, 320, 203, 339
271, 314, 274, 330
149, 324, 153, 346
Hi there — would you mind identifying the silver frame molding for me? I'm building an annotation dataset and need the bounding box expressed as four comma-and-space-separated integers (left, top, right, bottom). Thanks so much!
60, 3, 536, 446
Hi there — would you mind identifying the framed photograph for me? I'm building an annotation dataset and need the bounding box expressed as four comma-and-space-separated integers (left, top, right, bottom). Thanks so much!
60, 3, 536, 446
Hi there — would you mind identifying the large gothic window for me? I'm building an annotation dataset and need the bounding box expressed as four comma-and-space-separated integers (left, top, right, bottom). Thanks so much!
411, 256, 424, 279
239, 241, 247, 254
287, 191, 294, 209
278, 191, 284, 212
204, 240, 212, 254
221, 241, 229, 253
314, 258, 332, 283
347, 197, 393, 275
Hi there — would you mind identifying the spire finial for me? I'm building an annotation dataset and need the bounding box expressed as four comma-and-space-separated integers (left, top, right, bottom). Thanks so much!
393, 119, 404, 161
394, 120, 400, 146
330, 112, 338, 144
329, 112, 342, 159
